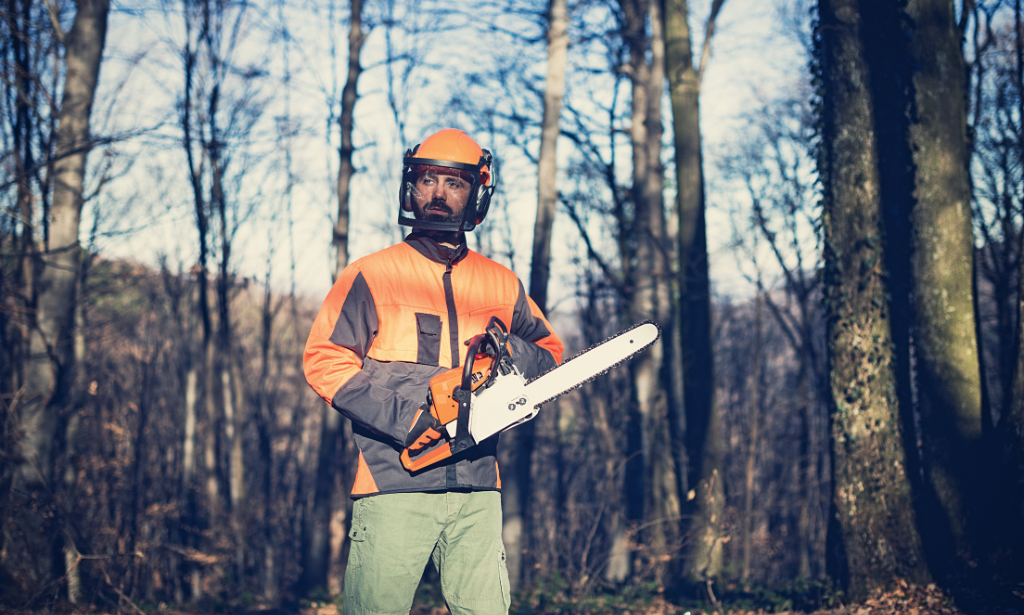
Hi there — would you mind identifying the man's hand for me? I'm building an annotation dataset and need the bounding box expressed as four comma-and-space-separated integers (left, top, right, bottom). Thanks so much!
405, 405, 444, 455
463, 331, 549, 380
506, 333, 555, 380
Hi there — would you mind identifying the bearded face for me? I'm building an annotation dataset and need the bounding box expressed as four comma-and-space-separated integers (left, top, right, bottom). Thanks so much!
411, 168, 472, 224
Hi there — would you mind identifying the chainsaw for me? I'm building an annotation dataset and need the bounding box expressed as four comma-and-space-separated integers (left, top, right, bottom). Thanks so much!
400, 316, 660, 472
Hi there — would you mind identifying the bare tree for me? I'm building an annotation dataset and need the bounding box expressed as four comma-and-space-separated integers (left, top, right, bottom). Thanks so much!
528, 0, 569, 316
298, 0, 368, 598
332, 0, 366, 280
663, 0, 728, 584
1003, 0, 1024, 568
717, 84, 828, 580
177, 0, 269, 593
613, 0, 682, 585
492, 0, 571, 589
2, 0, 110, 598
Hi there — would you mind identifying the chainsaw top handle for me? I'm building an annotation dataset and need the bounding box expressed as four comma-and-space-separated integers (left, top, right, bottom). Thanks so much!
461, 316, 509, 393
452, 317, 509, 455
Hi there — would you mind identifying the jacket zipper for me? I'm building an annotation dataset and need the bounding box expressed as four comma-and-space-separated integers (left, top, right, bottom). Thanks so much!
442, 258, 460, 369
443, 257, 460, 488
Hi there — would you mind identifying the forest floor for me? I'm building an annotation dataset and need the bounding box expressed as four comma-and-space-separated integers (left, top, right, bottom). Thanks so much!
3, 577, 1023, 615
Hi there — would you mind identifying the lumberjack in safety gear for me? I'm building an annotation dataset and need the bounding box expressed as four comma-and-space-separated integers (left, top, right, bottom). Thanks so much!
304, 128, 561, 615
398, 128, 495, 233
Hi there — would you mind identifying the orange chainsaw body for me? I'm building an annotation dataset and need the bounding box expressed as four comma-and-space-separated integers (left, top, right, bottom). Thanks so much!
401, 317, 515, 473
428, 354, 494, 425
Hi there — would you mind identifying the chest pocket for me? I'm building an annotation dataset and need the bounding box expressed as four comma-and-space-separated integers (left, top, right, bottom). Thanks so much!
415, 312, 443, 366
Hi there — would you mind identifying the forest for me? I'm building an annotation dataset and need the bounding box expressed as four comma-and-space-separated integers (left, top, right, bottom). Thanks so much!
2, 0, 1024, 613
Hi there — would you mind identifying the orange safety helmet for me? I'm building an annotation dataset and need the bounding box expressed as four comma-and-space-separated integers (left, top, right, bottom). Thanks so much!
398, 129, 495, 232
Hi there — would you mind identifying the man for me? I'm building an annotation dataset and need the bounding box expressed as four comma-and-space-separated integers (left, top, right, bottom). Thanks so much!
303, 128, 563, 615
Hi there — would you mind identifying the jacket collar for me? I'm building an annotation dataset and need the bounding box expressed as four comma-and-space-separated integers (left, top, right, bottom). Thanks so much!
405, 231, 469, 265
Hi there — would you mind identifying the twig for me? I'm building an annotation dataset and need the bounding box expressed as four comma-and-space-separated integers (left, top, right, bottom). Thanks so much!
99, 563, 146, 615
705, 578, 725, 615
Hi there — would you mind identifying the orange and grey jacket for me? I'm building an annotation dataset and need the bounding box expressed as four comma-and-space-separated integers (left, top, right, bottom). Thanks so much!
304, 232, 564, 498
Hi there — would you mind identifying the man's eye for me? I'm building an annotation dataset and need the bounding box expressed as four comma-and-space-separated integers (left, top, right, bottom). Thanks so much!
446, 179, 463, 188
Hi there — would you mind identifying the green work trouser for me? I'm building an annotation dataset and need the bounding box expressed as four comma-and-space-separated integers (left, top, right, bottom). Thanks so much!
342, 490, 510, 615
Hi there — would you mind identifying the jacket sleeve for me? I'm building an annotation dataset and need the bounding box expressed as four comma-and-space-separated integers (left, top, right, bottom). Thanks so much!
303, 266, 423, 447
508, 280, 564, 379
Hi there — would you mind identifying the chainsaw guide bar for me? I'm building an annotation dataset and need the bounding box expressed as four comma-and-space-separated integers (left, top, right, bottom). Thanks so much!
445, 320, 660, 442
401, 320, 660, 472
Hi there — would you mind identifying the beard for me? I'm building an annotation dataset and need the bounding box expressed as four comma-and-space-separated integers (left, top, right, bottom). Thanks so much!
419, 198, 457, 223
412, 198, 465, 244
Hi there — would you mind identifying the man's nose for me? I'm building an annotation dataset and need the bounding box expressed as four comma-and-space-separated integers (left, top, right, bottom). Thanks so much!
432, 182, 447, 199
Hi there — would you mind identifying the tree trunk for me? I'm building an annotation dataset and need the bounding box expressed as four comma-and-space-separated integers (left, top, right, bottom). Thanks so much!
905, 0, 984, 572
818, 0, 930, 598
796, 345, 816, 578
256, 274, 278, 601
213, 146, 245, 576
526, 398, 563, 585
334, 0, 365, 279
166, 260, 199, 601
664, 0, 724, 583
1008, 0, 1024, 566
619, 0, 680, 584
299, 407, 342, 595
1011, 190, 1024, 568
229, 359, 246, 578
203, 327, 221, 523
741, 292, 763, 583
181, 4, 222, 576
63, 284, 87, 603
8, 0, 34, 403
298, 0, 364, 596
2, 0, 109, 597
528, 0, 569, 316
514, 0, 568, 586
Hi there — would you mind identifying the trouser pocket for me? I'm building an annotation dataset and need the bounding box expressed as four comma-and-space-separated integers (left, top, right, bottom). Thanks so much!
347, 498, 369, 570
443, 537, 511, 615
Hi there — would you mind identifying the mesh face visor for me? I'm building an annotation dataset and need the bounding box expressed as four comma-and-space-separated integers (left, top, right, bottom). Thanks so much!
399, 158, 483, 232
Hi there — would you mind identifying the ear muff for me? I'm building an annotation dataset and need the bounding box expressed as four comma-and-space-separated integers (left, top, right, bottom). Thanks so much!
470, 150, 495, 226
399, 147, 416, 212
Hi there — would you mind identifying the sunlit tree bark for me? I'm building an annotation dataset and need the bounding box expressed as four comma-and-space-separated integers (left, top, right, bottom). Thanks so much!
528, 0, 568, 316
904, 0, 984, 571
818, 0, 930, 598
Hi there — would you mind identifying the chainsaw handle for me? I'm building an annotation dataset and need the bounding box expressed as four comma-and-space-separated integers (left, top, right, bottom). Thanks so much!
400, 441, 454, 472
462, 335, 486, 391
466, 317, 509, 391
